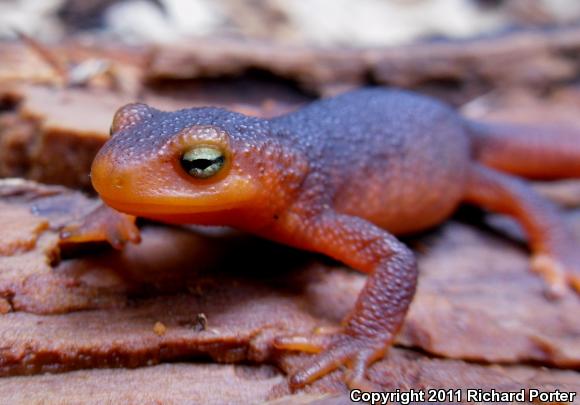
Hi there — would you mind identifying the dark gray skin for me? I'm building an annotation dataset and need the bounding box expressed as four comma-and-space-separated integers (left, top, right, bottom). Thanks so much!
270, 89, 470, 234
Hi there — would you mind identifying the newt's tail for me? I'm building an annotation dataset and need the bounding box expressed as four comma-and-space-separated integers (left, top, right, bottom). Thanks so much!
466, 120, 580, 180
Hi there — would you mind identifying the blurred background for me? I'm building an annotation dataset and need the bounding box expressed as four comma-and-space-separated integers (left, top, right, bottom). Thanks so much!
2, 0, 580, 46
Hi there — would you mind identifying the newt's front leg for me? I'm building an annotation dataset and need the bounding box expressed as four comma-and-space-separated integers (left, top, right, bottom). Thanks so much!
60, 204, 140, 249
274, 212, 418, 389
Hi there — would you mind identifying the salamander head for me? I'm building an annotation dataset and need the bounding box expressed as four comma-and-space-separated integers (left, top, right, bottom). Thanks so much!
91, 103, 307, 225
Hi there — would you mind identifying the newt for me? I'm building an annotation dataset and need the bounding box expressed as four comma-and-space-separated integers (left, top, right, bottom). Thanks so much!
64, 88, 580, 389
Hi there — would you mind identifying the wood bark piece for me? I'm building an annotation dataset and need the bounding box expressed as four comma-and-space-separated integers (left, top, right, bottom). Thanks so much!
149, 27, 580, 101
0, 364, 285, 405
401, 221, 580, 366
3, 26, 580, 102
0, 86, 135, 190
0, 40, 147, 91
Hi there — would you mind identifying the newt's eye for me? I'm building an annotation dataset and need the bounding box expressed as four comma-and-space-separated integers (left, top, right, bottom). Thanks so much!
180, 146, 225, 179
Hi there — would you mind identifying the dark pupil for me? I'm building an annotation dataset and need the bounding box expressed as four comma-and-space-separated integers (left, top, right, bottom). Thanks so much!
181, 156, 224, 172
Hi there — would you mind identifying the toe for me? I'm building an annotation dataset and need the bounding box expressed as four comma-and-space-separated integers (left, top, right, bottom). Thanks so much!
274, 334, 326, 353
568, 273, 580, 293
289, 347, 349, 388
346, 347, 384, 390
531, 254, 569, 297
106, 215, 140, 248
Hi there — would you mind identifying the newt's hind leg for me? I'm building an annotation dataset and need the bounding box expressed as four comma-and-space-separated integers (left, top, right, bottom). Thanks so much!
464, 163, 580, 295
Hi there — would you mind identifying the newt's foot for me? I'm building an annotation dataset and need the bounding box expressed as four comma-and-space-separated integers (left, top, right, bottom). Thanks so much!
60, 204, 140, 249
274, 329, 387, 390
531, 254, 580, 297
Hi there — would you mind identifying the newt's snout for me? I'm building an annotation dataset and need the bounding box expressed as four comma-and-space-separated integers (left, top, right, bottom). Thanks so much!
90, 150, 132, 207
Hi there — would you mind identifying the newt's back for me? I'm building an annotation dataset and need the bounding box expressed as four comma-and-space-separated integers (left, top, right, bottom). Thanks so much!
271, 89, 471, 234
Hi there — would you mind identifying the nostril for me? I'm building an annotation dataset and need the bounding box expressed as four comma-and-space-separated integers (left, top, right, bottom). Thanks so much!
112, 176, 124, 189
91, 158, 126, 194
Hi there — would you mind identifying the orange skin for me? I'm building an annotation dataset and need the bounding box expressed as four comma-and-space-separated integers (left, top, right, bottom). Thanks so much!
65, 88, 580, 389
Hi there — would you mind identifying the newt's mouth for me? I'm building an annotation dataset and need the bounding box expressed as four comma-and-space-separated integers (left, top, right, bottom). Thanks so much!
93, 170, 260, 218
91, 148, 260, 219
98, 194, 246, 217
